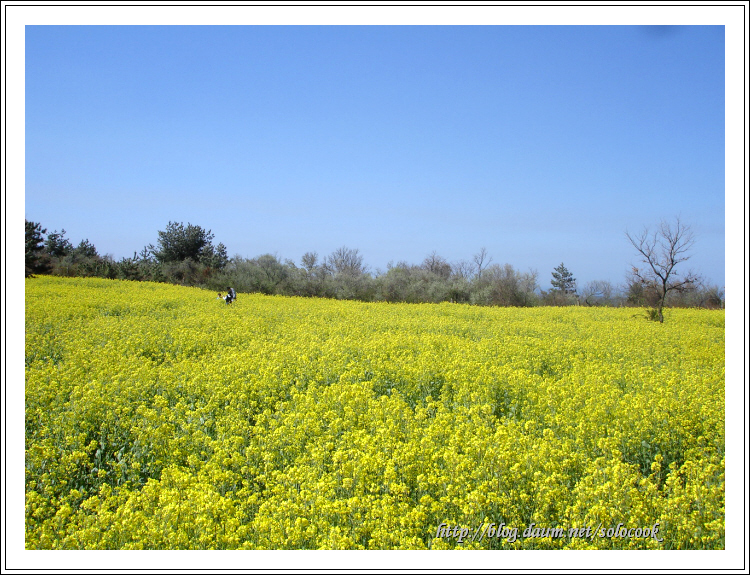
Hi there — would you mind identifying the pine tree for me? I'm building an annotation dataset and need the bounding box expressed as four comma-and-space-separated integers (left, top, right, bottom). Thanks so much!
149, 221, 217, 264
25, 220, 50, 277
551, 262, 576, 294
44, 229, 73, 258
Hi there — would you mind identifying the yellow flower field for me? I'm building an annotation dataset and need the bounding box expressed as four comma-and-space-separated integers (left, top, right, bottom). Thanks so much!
25, 276, 725, 549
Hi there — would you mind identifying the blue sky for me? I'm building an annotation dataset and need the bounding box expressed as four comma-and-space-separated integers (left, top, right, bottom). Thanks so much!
25, 23, 726, 288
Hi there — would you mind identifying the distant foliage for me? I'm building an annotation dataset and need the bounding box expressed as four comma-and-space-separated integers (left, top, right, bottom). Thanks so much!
23, 219, 723, 310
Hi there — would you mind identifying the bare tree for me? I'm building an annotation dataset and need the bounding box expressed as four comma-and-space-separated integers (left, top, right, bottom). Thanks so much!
520, 268, 539, 298
626, 217, 701, 323
325, 246, 367, 277
451, 259, 475, 281
580, 280, 614, 306
421, 251, 452, 279
472, 247, 493, 281
301, 251, 319, 273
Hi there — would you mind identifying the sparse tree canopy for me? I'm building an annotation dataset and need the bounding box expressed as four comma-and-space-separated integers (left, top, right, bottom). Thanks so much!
580, 280, 615, 306
301, 252, 319, 273
451, 259, 475, 281
325, 246, 366, 277
626, 217, 701, 323
473, 247, 493, 281
421, 251, 451, 280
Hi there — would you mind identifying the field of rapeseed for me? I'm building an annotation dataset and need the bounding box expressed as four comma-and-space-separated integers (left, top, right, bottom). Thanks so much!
25, 276, 725, 550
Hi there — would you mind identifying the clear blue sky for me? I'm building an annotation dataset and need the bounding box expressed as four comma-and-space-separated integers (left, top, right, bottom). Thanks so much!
25, 24, 726, 288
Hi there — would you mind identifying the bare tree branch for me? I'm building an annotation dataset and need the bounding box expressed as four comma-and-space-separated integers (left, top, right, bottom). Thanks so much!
472, 247, 493, 281
625, 217, 700, 322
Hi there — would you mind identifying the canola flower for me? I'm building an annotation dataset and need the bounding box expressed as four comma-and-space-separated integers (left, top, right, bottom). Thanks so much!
25, 276, 725, 549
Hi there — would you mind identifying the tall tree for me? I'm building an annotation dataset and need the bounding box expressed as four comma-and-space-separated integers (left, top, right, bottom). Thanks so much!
25, 220, 50, 277
149, 221, 218, 265
550, 262, 576, 295
626, 217, 700, 323
44, 229, 73, 258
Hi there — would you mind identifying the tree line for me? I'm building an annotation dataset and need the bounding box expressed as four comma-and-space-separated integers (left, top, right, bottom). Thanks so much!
25, 219, 724, 315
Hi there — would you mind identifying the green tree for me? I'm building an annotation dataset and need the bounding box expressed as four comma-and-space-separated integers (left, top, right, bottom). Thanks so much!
73, 239, 99, 259
253, 254, 289, 294
149, 221, 219, 265
550, 262, 576, 295
295, 252, 328, 297
199, 242, 229, 269
25, 220, 50, 277
44, 229, 73, 258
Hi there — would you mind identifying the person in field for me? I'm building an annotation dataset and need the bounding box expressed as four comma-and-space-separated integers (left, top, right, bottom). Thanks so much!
216, 289, 234, 304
